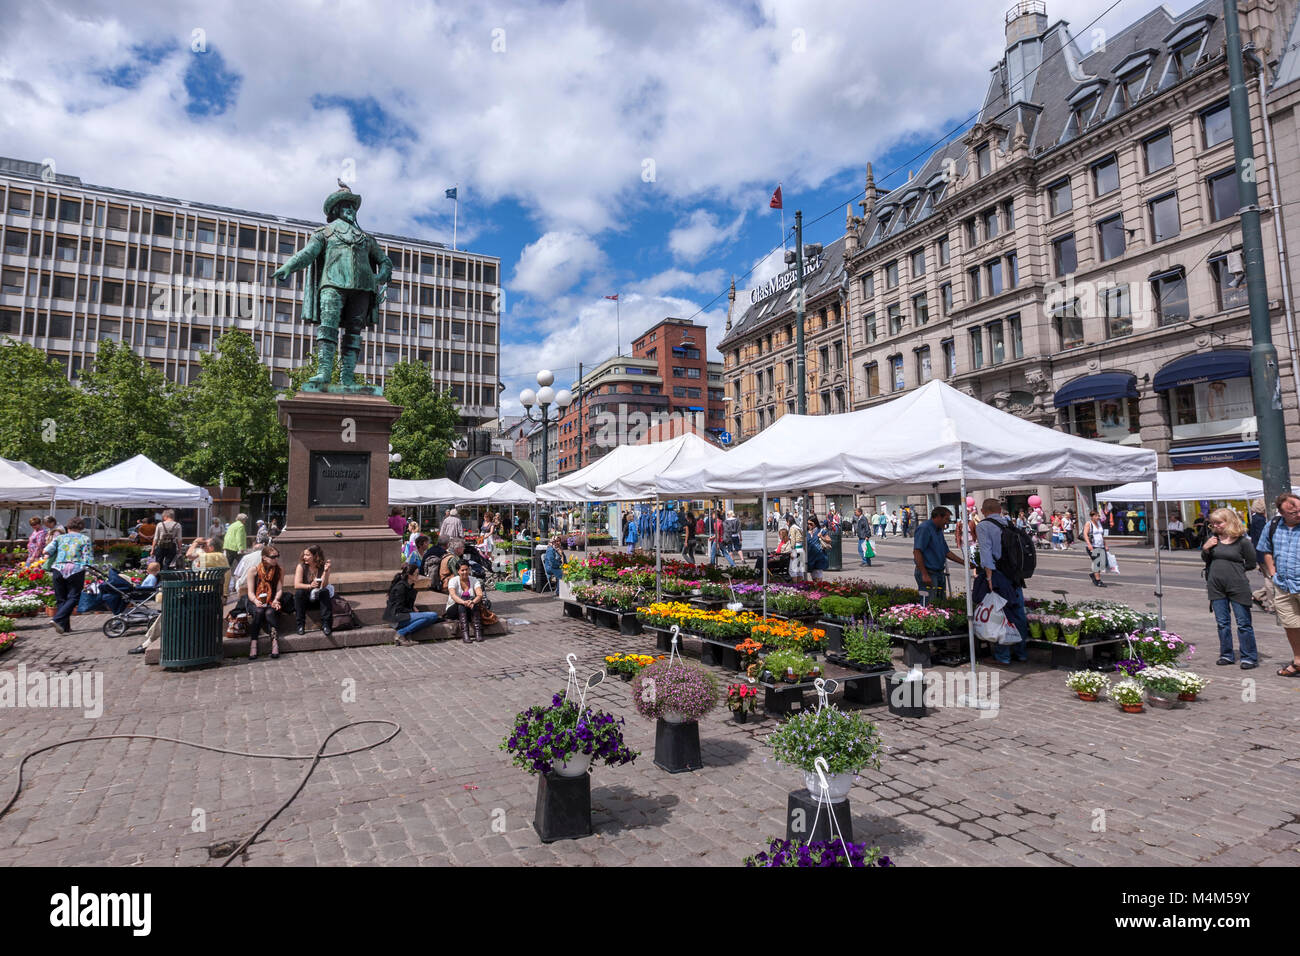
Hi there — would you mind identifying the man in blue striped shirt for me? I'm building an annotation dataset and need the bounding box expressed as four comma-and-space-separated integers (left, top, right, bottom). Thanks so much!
974, 499, 1030, 664
1257, 492, 1300, 677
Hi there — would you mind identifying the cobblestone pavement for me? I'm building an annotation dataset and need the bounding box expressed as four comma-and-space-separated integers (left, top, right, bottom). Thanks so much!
1, 556, 1297, 867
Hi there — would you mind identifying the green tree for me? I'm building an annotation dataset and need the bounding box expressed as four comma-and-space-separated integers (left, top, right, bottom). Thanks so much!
76, 339, 184, 472
177, 331, 286, 499
385, 360, 459, 479
0, 337, 82, 474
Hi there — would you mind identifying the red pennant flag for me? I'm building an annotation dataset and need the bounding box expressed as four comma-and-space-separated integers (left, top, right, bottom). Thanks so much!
604, 294, 619, 301
769, 186, 783, 209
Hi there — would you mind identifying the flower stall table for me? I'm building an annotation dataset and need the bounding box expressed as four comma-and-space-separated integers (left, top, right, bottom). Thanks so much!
1026, 635, 1130, 670
757, 661, 884, 716
881, 631, 977, 668
583, 603, 643, 635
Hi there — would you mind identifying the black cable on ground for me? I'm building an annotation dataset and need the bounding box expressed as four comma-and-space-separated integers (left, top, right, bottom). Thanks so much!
0, 720, 401, 866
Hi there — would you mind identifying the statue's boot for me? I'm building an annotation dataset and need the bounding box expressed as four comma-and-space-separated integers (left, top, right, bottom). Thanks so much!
340, 332, 366, 392
306, 339, 337, 390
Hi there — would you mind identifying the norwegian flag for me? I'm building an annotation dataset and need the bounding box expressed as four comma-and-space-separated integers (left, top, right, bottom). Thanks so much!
769, 185, 783, 209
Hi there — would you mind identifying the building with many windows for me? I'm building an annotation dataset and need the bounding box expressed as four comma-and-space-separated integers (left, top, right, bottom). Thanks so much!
554, 317, 725, 475
842, 0, 1300, 515
0, 157, 501, 424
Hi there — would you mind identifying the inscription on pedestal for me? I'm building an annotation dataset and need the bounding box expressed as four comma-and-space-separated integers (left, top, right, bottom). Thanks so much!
308, 452, 371, 507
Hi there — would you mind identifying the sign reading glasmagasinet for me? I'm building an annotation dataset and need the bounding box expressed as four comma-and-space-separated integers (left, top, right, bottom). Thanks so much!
749, 255, 825, 305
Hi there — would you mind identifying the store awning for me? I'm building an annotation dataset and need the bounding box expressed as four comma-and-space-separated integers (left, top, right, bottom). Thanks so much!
1152, 350, 1251, 391
1168, 441, 1260, 466
1053, 372, 1138, 408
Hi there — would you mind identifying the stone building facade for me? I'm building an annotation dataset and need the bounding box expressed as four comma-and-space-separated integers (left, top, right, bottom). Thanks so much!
843, 0, 1300, 518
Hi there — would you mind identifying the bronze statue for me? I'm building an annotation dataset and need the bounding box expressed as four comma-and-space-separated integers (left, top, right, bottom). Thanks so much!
272, 186, 392, 393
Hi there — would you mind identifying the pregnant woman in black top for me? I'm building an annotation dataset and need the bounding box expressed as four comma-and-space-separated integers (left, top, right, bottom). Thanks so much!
1202, 508, 1258, 669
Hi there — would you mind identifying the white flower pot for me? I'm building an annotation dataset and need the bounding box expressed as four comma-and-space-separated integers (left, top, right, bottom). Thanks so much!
552, 752, 592, 777
661, 708, 692, 724
803, 770, 855, 802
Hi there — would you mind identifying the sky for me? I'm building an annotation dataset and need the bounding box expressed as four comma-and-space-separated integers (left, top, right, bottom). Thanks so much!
0, 0, 1190, 417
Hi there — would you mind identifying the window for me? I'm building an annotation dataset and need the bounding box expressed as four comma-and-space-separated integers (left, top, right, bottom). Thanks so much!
1211, 254, 1249, 311
1008, 315, 1023, 358
1103, 285, 1132, 338
1202, 101, 1231, 148
238, 227, 257, 249
889, 354, 904, 391
817, 347, 829, 375
1097, 214, 1126, 260
1114, 67, 1150, 112
1062, 95, 1098, 142
1152, 270, 1189, 326
1169, 377, 1252, 439
1053, 299, 1083, 348
982, 207, 1000, 241
916, 346, 932, 383
672, 366, 687, 378
863, 312, 877, 344
1149, 192, 1180, 242
966, 217, 978, 246
1052, 234, 1077, 277
975, 143, 991, 178
969, 328, 984, 369
910, 248, 926, 278
7, 191, 31, 214
1143, 129, 1173, 173
885, 261, 899, 289
1048, 178, 1072, 217
1092, 156, 1119, 196
941, 338, 956, 378
940, 282, 953, 316
968, 266, 982, 302
55, 237, 77, 261
912, 293, 928, 326
988, 320, 1005, 365
938, 235, 950, 265
1207, 169, 1239, 222
887, 303, 902, 335
153, 213, 173, 237
832, 341, 843, 370
862, 272, 875, 299
1002, 199, 1015, 231
986, 259, 1003, 296
1006, 252, 1019, 288
58, 199, 81, 222
0, 269, 22, 294
3, 230, 28, 254
864, 362, 879, 398
52, 276, 76, 299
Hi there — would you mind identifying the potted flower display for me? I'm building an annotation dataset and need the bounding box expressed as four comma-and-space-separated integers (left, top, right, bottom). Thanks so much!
877, 603, 959, 638
763, 648, 815, 683
1111, 680, 1145, 713
1135, 664, 1186, 709
604, 653, 657, 681
632, 660, 719, 773
501, 694, 639, 777
1126, 627, 1195, 666
842, 625, 893, 671
818, 595, 868, 623
1065, 670, 1110, 701
1060, 617, 1082, 646
1026, 614, 1044, 641
726, 682, 759, 723
1042, 615, 1062, 642
767, 705, 883, 801
0, 630, 16, 655
744, 837, 895, 868
1177, 671, 1209, 702
1114, 658, 1146, 678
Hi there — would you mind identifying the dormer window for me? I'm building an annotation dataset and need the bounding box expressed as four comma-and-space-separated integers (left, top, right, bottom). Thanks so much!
975, 143, 991, 178
1159, 15, 1215, 90
870, 205, 896, 244
1108, 53, 1155, 117
1060, 82, 1105, 144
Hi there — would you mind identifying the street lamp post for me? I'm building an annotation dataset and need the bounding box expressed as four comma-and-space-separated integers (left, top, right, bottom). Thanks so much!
520, 369, 572, 537
785, 211, 821, 519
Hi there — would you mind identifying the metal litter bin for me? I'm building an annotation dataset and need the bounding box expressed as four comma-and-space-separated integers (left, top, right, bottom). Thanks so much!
532, 545, 549, 592
159, 569, 226, 670
826, 531, 843, 571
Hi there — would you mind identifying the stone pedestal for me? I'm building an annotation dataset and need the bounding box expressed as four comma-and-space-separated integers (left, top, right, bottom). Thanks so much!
276, 392, 403, 573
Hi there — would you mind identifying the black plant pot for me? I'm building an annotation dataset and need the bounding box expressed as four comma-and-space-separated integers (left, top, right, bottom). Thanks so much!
654, 717, 702, 773
533, 770, 592, 843
620, 671, 633, 682
732, 709, 748, 724
886, 672, 927, 718
786, 789, 854, 844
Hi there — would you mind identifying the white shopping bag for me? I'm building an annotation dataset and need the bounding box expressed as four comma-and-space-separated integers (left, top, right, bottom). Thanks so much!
1106, 551, 1119, 574
972, 591, 1019, 644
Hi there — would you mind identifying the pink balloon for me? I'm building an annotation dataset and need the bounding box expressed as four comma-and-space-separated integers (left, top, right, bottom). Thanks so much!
1028, 495, 1042, 508
965, 497, 976, 509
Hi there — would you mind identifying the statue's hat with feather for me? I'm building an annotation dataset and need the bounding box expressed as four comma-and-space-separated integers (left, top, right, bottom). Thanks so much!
324, 187, 361, 221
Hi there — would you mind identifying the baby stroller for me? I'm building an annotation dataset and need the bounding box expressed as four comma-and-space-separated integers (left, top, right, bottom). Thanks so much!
89, 566, 161, 639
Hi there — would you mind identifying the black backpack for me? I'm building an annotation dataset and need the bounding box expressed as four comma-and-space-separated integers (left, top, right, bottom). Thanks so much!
981, 517, 1037, 583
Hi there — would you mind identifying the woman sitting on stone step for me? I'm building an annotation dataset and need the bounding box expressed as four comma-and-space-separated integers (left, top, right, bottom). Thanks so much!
292, 545, 334, 637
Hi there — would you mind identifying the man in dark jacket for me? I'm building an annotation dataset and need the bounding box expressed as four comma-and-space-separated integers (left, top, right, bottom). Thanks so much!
853, 507, 872, 566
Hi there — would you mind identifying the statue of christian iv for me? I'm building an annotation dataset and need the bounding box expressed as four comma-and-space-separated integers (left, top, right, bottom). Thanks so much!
272, 185, 392, 394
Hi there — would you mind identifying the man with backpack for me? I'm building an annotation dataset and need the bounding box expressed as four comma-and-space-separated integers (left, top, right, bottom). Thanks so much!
974, 498, 1034, 664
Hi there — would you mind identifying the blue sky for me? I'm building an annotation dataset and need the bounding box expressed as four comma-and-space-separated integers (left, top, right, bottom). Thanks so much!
0, 0, 1182, 414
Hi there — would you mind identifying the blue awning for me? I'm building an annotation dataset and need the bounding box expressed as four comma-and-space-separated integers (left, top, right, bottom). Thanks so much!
1153, 350, 1251, 391
1053, 373, 1138, 408
1169, 441, 1259, 465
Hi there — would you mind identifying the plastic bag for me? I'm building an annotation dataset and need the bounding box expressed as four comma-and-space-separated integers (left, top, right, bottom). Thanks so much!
1106, 551, 1119, 574
972, 591, 1018, 644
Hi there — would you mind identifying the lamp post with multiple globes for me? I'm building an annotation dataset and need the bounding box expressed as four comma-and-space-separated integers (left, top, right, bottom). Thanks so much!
520, 369, 572, 536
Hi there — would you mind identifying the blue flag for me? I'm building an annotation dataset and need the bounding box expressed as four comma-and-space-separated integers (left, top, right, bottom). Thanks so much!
445, 187, 457, 200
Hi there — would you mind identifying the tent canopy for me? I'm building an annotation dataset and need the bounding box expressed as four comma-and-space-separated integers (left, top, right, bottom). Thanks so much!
389, 477, 472, 506
464, 479, 536, 505
537, 433, 724, 502
0, 458, 65, 502
1096, 467, 1276, 503
55, 454, 212, 507
584, 432, 726, 499
648, 380, 1157, 497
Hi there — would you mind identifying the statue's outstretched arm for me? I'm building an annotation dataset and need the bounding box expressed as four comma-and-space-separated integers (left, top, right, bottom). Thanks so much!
273, 231, 325, 281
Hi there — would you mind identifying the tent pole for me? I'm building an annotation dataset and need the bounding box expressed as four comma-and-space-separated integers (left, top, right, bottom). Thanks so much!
655, 494, 662, 602
960, 477, 979, 698
762, 489, 768, 619
1152, 477, 1164, 627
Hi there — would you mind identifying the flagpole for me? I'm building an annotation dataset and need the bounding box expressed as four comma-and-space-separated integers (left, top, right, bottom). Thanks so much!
616, 296, 621, 357
778, 181, 785, 252
452, 183, 458, 252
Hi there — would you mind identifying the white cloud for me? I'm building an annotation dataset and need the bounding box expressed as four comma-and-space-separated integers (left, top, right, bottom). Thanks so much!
631, 267, 726, 297
511, 231, 605, 299
668, 209, 746, 260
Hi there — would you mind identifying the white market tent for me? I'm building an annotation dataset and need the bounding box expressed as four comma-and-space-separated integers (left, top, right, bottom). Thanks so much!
537, 433, 724, 503
466, 479, 536, 505
388, 477, 472, 506
1096, 467, 1272, 504
584, 432, 727, 500
0, 459, 65, 503
56, 454, 213, 508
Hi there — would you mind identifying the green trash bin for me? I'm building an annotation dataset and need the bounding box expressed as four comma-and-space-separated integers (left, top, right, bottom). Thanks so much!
825, 531, 843, 571
159, 569, 227, 670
